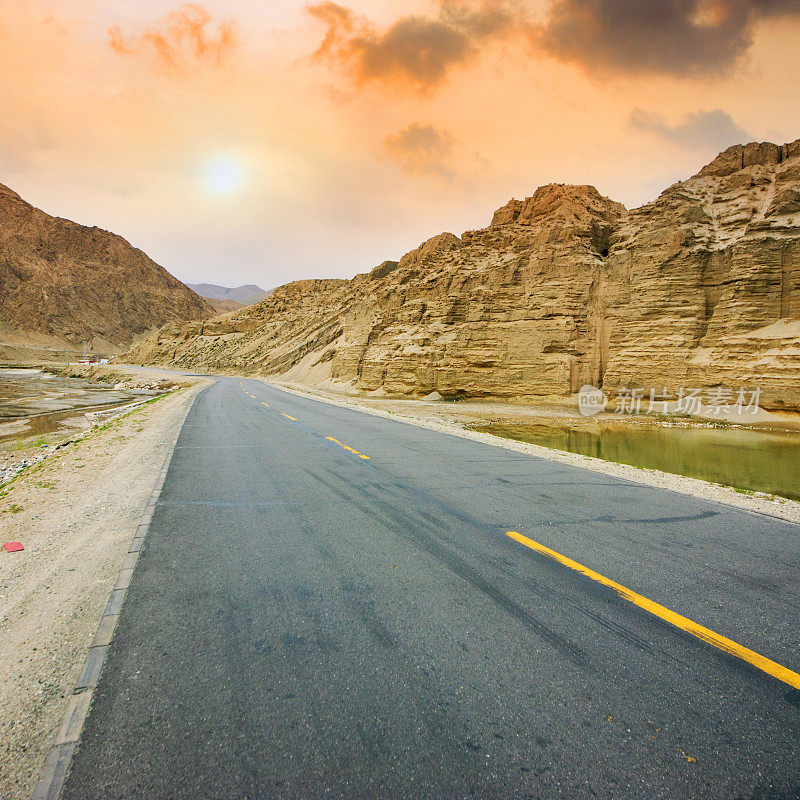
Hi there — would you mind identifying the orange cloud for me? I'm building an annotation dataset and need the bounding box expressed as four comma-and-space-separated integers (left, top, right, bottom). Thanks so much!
307, 0, 800, 92
307, 0, 520, 92
109, 4, 238, 73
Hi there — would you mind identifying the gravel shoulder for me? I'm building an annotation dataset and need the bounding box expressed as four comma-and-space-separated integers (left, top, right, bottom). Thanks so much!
268, 379, 800, 525
0, 381, 209, 799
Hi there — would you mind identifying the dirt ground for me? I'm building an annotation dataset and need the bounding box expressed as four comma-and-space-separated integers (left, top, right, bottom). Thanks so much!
276, 380, 800, 433
0, 381, 208, 799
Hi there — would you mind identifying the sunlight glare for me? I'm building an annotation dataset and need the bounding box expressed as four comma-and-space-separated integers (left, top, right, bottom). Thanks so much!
204, 157, 243, 194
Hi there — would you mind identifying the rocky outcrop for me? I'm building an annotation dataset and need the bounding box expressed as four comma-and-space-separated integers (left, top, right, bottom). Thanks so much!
0, 183, 213, 351
127, 140, 800, 410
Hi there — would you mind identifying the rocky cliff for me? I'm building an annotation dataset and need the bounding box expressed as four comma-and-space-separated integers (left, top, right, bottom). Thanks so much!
127, 140, 800, 410
0, 183, 214, 352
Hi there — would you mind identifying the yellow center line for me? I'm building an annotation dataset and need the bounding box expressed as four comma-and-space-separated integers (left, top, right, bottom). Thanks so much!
261, 402, 270, 407
282, 414, 298, 421
326, 437, 371, 460
506, 531, 800, 691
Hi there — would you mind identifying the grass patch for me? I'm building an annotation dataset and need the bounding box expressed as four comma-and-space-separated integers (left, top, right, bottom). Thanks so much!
4, 503, 23, 514
6, 433, 50, 452
649, 413, 694, 422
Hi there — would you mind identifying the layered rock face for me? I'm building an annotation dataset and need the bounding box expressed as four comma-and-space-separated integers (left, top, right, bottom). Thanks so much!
600, 141, 800, 409
0, 183, 213, 350
128, 140, 800, 410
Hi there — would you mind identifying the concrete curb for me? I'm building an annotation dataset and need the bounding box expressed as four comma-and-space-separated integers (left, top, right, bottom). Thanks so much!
31, 385, 206, 800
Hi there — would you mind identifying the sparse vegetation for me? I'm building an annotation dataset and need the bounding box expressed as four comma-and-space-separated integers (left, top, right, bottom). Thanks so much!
0, 386, 183, 489
42, 365, 127, 385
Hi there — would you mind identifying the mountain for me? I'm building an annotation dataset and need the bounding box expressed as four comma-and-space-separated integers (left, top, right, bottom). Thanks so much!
0, 183, 214, 353
126, 139, 800, 410
204, 297, 245, 315
187, 283, 270, 305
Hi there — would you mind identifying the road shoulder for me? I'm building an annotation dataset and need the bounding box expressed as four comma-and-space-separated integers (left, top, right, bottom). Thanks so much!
0, 381, 209, 799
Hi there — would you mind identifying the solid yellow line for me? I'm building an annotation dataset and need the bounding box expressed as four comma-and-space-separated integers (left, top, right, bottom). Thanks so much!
325, 436, 370, 460
282, 414, 297, 421
506, 531, 800, 691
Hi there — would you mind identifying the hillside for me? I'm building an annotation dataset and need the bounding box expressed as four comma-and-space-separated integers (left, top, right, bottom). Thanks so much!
127, 140, 800, 410
187, 283, 270, 305
203, 297, 245, 315
0, 183, 214, 354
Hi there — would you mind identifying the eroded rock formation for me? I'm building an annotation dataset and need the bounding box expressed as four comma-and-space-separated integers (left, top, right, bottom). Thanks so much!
127, 140, 800, 410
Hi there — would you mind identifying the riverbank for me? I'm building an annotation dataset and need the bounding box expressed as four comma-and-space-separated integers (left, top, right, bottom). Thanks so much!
0, 381, 208, 799
0, 365, 202, 479
0, 366, 174, 446
472, 421, 800, 502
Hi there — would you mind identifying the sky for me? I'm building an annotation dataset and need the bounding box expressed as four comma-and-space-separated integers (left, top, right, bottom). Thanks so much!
1, 1, 799, 289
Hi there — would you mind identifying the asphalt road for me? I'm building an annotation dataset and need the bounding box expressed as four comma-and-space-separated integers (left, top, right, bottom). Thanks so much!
63, 377, 800, 799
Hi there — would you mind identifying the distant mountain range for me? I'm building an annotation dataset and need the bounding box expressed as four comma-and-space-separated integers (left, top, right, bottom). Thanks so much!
187, 283, 271, 305
0, 183, 214, 356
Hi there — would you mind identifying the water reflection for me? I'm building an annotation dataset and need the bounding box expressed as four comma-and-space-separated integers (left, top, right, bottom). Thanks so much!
472, 422, 800, 502
0, 369, 156, 444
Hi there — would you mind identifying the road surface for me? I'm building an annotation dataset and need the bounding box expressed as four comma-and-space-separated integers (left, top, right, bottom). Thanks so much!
62, 377, 800, 799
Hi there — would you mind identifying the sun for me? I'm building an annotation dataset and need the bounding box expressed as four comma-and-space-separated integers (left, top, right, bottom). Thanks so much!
203, 156, 243, 195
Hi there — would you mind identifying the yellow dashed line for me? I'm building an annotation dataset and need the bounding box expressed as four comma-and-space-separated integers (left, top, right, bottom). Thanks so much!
326, 437, 370, 460
261, 402, 270, 407
506, 531, 800, 691
282, 414, 298, 421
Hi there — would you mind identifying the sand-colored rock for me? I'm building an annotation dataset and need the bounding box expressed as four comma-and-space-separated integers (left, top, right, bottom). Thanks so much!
0, 183, 213, 352
126, 140, 800, 410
